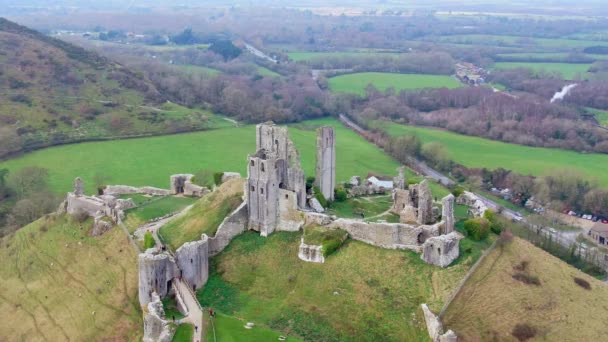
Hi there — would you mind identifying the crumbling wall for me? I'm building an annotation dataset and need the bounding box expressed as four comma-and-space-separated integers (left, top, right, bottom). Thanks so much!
143, 292, 174, 342
315, 126, 336, 201
66, 193, 107, 216
104, 185, 170, 196
393, 167, 406, 190
298, 238, 325, 263
175, 235, 209, 291
441, 194, 455, 234
277, 189, 305, 232
417, 180, 434, 225
138, 250, 178, 306
421, 232, 462, 268
421, 304, 458, 342
209, 201, 248, 256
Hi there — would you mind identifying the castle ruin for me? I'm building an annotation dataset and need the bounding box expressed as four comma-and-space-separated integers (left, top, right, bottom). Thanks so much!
315, 126, 336, 201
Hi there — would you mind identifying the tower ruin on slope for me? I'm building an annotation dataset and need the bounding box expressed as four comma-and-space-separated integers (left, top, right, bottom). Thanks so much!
315, 126, 336, 201
247, 122, 306, 236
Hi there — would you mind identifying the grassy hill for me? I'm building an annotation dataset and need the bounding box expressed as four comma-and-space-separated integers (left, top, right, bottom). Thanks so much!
198, 231, 472, 341
0, 117, 400, 194
0, 214, 141, 340
328, 72, 462, 95
442, 237, 608, 341
0, 18, 214, 157
375, 121, 608, 187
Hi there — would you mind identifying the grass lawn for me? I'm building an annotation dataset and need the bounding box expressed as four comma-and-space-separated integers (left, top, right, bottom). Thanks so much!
327, 195, 393, 219
0, 215, 141, 340
588, 107, 608, 126
0, 117, 400, 194
328, 72, 462, 95
442, 237, 608, 341
492, 62, 591, 79
198, 231, 475, 341
207, 313, 301, 342
172, 323, 194, 342
375, 121, 608, 187
125, 196, 197, 222
162, 296, 185, 321
158, 179, 244, 250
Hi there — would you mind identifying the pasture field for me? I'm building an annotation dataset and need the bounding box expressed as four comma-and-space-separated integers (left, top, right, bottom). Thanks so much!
443, 238, 608, 341
197, 231, 475, 341
328, 72, 461, 95
207, 313, 301, 342
0, 215, 142, 340
492, 62, 591, 79
257, 66, 281, 76
375, 122, 608, 187
588, 108, 608, 126
288, 51, 401, 61
497, 52, 608, 60
0, 117, 400, 194
428, 34, 608, 49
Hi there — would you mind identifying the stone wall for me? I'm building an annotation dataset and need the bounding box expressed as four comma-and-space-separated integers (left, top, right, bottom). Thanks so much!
327, 218, 441, 251
143, 292, 174, 342
441, 194, 455, 234
298, 238, 325, 263
209, 201, 248, 256
277, 189, 305, 232
104, 185, 170, 196
175, 235, 209, 291
315, 126, 336, 201
138, 250, 178, 306
66, 193, 107, 217
421, 304, 458, 342
417, 180, 434, 225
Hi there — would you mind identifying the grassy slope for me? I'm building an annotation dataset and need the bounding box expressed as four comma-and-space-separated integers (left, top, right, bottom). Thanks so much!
0, 214, 141, 340
492, 62, 591, 79
442, 237, 608, 341
172, 323, 194, 342
376, 122, 608, 187
198, 231, 473, 341
588, 108, 608, 126
0, 117, 400, 194
328, 72, 462, 95
125, 195, 198, 222
159, 178, 245, 250
208, 313, 301, 342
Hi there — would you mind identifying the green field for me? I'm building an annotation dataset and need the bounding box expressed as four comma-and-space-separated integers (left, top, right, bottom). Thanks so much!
429, 34, 608, 49
125, 196, 197, 222
174, 64, 221, 76
376, 122, 608, 187
588, 108, 608, 126
492, 62, 591, 79
198, 231, 474, 341
0, 117, 400, 195
207, 313, 301, 342
497, 52, 608, 61
172, 323, 194, 342
328, 72, 461, 95
288, 51, 401, 61
257, 66, 281, 77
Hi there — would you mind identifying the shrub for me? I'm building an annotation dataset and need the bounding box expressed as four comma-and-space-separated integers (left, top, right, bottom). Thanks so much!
144, 231, 155, 249
192, 170, 214, 188
322, 239, 343, 258
306, 176, 316, 191
213, 172, 223, 186
498, 229, 514, 245
573, 277, 591, 290
451, 185, 465, 198
334, 186, 347, 202
512, 323, 537, 341
483, 210, 502, 234
313, 186, 328, 208
463, 218, 490, 240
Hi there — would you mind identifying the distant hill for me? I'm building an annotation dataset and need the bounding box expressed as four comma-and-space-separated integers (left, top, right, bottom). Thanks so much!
0, 18, 212, 159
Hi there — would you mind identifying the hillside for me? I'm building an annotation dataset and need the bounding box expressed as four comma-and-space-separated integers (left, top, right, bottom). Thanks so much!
442, 237, 608, 341
0, 213, 141, 340
0, 18, 213, 158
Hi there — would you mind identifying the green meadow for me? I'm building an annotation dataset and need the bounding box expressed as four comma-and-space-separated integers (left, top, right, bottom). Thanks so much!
375, 122, 608, 187
0, 118, 399, 194
588, 108, 608, 126
492, 62, 591, 79
328, 72, 461, 95
288, 51, 400, 61
430, 34, 608, 49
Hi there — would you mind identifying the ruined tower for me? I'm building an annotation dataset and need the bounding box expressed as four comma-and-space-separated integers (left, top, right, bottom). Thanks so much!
315, 126, 336, 201
247, 122, 306, 236
417, 180, 434, 225
441, 194, 455, 234
74, 177, 84, 196
393, 166, 406, 190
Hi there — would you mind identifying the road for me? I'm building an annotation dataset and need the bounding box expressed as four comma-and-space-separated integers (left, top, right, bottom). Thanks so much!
244, 42, 277, 63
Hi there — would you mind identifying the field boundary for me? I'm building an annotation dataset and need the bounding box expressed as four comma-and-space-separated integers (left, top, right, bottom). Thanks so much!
438, 240, 498, 319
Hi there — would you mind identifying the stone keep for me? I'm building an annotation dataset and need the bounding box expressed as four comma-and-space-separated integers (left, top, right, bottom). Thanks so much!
138, 250, 177, 306
315, 126, 336, 201
247, 123, 306, 236
175, 235, 209, 291
441, 194, 455, 234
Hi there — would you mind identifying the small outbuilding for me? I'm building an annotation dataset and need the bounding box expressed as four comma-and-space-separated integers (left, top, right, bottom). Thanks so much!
589, 223, 608, 246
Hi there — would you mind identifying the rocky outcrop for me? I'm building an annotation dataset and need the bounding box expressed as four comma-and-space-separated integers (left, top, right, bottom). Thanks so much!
91, 216, 113, 236
175, 235, 209, 291
421, 232, 462, 267
421, 304, 458, 342
304, 212, 334, 226
309, 197, 325, 213
315, 126, 336, 201
143, 292, 174, 342
209, 201, 248, 256
66, 192, 107, 217
138, 249, 178, 306
349, 176, 361, 187
298, 238, 325, 263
